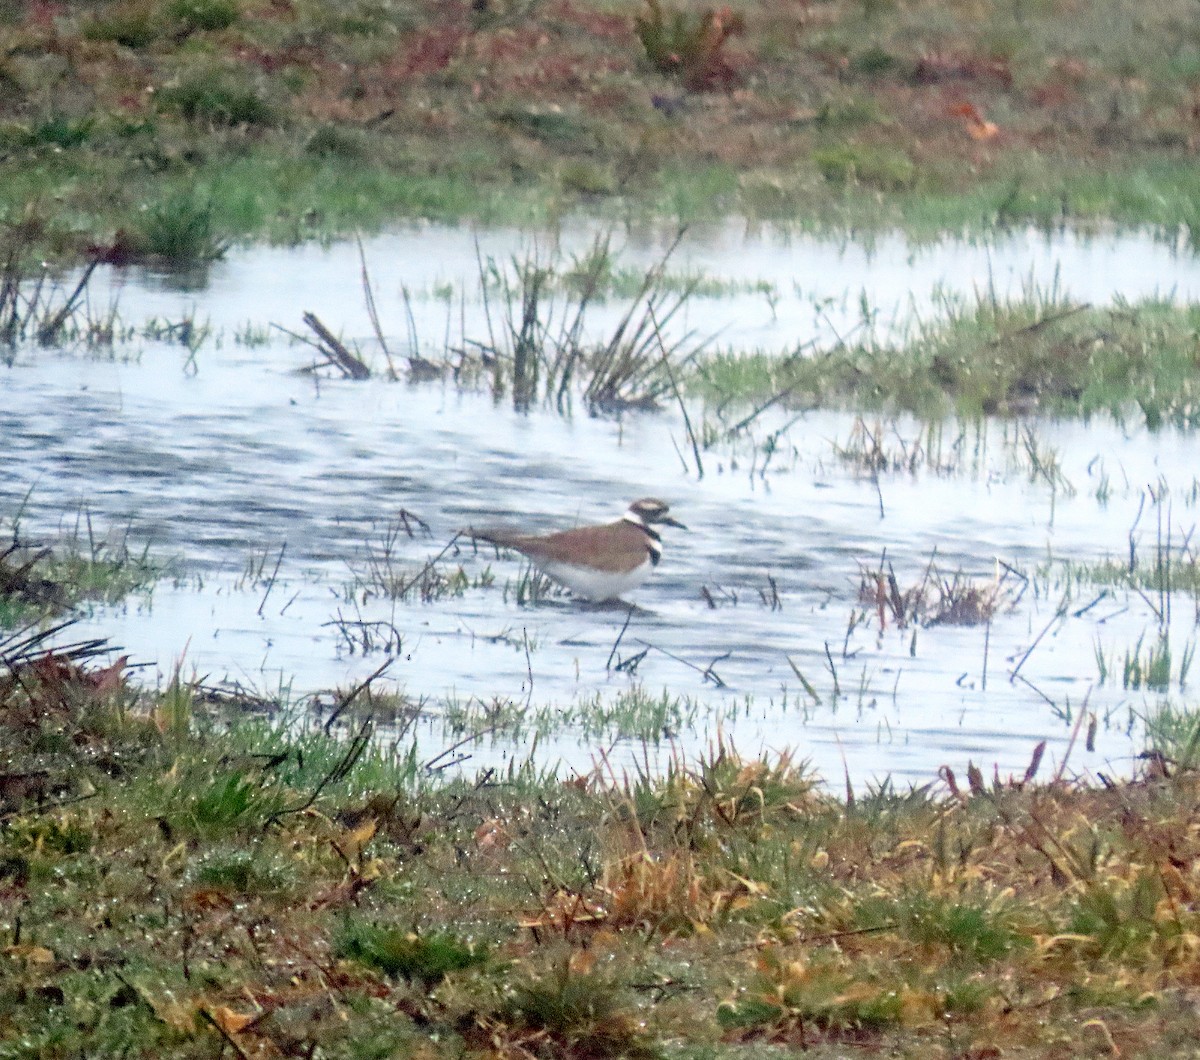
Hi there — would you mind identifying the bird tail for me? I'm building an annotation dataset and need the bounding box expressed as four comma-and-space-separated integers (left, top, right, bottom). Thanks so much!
466, 527, 525, 549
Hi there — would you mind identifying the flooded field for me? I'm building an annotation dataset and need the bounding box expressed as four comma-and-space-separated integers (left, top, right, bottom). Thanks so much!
3, 220, 1200, 788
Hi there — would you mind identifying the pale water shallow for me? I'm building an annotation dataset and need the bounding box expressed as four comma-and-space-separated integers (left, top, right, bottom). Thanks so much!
3, 220, 1200, 789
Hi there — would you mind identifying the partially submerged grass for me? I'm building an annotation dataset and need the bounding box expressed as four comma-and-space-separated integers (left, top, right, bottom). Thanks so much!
1095, 631, 1196, 693
694, 288, 1200, 428
346, 522, 489, 606
442, 684, 712, 745
830, 416, 964, 476
455, 231, 705, 413
857, 552, 1008, 630
1037, 486, 1200, 625
0, 217, 212, 356
4, 648, 1200, 1056
0, 515, 159, 626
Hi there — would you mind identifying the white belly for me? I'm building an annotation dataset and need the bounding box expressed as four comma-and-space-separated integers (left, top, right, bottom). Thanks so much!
537, 559, 652, 601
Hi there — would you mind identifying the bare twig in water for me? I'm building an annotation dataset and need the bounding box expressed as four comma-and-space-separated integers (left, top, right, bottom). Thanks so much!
292, 312, 370, 379
322, 613, 404, 656
357, 234, 399, 380
399, 285, 444, 380
858, 551, 1004, 629
1053, 694, 1092, 785
606, 605, 635, 671
1009, 604, 1067, 683
758, 573, 782, 610
615, 647, 649, 675
521, 627, 534, 708
824, 641, 840, 696
36, 259, 99, 346
650, 304, 703, 479
396, 508, 433, 539
423, 724, 509, 774
633, 637, 728, 687
323, 658, 393, 735
387, 531, 465, 600
982, 616, 991, 690
256, 543, 286, 617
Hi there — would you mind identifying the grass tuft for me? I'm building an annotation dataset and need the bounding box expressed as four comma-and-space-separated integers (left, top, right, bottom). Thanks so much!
156, 66, 275, 127
137, 192, 228, 265
336, 921, 487, 985
0, 516, 159, 625
166, 0, 240, 33
693, 290, 1200, 428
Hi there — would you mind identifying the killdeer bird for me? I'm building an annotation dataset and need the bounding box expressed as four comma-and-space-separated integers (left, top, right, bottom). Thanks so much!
471, 498, 686, 602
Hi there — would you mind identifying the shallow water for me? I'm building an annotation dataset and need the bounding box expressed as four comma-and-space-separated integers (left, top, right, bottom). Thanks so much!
4, 220, 1199, 788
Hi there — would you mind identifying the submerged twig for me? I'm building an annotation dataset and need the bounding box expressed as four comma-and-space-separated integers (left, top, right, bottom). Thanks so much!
293, 312, 370, 379
358, 235, 399, 381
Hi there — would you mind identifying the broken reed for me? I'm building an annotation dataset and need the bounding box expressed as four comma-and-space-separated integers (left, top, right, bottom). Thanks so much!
0, 245, 110, 351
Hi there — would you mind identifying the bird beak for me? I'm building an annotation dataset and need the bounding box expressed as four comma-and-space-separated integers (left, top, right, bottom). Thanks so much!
659, 516, 687, 530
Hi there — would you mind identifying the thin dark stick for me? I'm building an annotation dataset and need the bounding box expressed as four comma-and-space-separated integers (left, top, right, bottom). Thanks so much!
396, 508, 432, 539
522, 626, 534, 708
423, 721, 508, 773
982, 616, 991, 691
1013, 672, 1057, 708
824, 640, 841, 696
986, 302, 1090, 346
606, 606, 634, 670
256, 542, 286, 617
1052, 688, 1092, 784
1128, 490, 1146, 573
323, 658, 393, 735
633, 638, 728, 687
1009, 607, 1064, 683
398, 532, 463, 598
357, 234, 399, 381
36, 259, 99, 344
268, 714, 373, 825
299, 312, 370, 379
650, 304, 703, 479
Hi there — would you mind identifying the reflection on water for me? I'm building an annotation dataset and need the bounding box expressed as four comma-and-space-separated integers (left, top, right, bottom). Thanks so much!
2, 221, 1198, 788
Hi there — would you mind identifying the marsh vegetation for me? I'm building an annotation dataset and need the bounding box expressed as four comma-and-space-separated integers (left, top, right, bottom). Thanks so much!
7, 6, 1200, 1037
6, 0, 1200, 264
2, 642, 1200, 1057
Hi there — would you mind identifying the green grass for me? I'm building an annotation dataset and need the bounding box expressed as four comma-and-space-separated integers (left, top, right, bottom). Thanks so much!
5, 0, 1200, 260
691, 291, 1200, 427
336, 921, 489, 985
1143, 701, 1200, 768
7, 117, 1200, 264
4, 651, 1200, 1057
155, 65, 276, 127
0, 517, 160, 625
441, 685, 720, 746
136, 191, 228, 264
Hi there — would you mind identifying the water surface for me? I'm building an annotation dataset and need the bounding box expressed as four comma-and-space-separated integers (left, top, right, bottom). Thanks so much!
4, 221, 1198, 788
